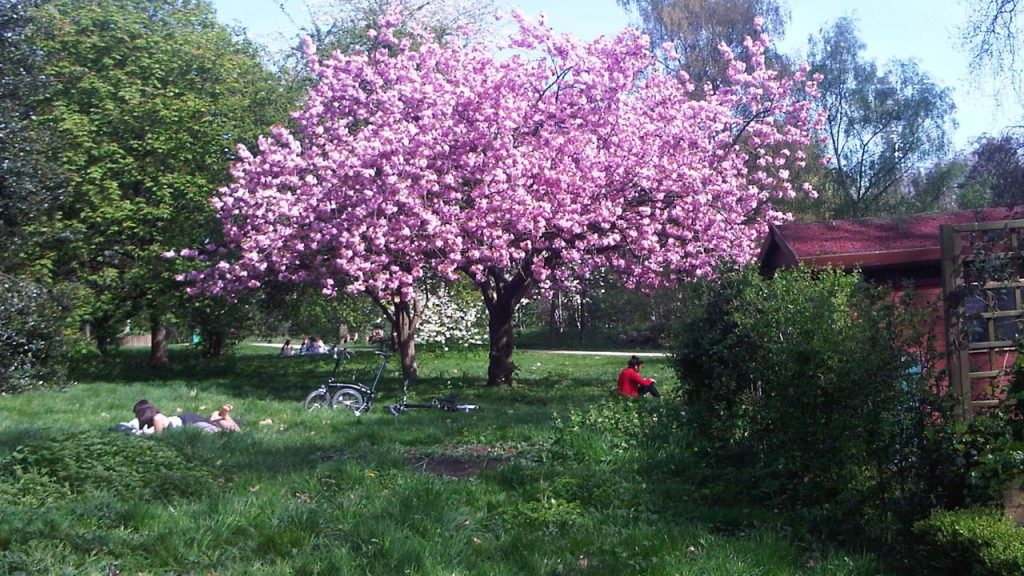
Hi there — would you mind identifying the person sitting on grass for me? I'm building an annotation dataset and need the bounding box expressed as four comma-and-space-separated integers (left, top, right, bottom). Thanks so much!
309, 336, 326, 354
133, 399, 219, 433
616, 355, 661, 398
209, 403, 241, 432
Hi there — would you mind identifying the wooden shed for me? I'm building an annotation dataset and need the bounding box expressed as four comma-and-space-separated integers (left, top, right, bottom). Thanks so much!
759, 207, 1024, 417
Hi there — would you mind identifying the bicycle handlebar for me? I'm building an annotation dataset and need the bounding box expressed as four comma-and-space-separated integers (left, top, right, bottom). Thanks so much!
331, 347, 355, 360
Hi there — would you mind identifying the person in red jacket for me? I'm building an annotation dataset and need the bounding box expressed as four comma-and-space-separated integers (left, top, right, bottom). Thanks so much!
616, 355, 661, 398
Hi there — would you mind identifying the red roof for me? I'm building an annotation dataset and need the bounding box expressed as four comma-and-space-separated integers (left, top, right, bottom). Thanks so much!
759, 208, 1024, 272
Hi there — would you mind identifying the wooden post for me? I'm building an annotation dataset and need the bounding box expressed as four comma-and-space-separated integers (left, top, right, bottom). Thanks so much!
940, 224, 972, 420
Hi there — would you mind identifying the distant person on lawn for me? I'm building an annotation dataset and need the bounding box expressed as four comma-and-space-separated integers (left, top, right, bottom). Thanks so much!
617, 355, 661, 398
310, 336, 327, 354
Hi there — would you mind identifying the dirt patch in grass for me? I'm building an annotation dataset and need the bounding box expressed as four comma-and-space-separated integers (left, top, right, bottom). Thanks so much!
405, 450, 505, 478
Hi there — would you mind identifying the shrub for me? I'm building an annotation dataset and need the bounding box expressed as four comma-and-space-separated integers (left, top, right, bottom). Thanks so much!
959, 358, 1024, 506
538, 397, 676, 525
912, 359, 1024, 517
0, 274, 68, 394
910, 508, 1024, 576
550, 397, 661, 465
672, 266, 943, 541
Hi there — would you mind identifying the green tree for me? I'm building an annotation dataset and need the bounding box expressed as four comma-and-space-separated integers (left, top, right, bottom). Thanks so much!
809, 18, 956, 218
961, 134, 1024, 208
0, 0, 77, 386
617, 0, 789, 92
24, 0, 290, 364
0, 0, 63, 276
297, 0, 496, 54
900, 159, 967, 213
258, 282, 378, 345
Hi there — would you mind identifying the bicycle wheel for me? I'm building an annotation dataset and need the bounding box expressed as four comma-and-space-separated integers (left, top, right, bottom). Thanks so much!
303, 389, 331, 411
331, 386, 369, 415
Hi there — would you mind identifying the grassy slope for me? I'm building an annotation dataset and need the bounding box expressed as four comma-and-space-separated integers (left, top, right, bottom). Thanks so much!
0, 345, 889, 575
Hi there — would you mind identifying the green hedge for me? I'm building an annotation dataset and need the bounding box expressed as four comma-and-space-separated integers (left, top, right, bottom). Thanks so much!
911, 508, 1024, 576
672, 266, 943, 542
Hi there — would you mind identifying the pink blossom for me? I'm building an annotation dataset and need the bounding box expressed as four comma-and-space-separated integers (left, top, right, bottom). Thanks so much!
188, 11, 820, 301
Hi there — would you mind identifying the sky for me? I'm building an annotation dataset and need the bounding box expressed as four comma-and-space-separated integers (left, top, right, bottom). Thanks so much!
210, 0, 1018, 152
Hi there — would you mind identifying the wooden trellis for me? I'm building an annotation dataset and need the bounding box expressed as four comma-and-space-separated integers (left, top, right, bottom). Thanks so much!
941, 220, 1024, 419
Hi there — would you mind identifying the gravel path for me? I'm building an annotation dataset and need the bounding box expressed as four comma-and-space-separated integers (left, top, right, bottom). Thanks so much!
517, 349, 669, 357
251, 342, 668, 357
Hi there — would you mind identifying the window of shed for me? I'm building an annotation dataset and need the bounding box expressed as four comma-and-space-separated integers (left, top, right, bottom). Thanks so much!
965, 293, 987, 343
997, 288, 1021, 341
965, 287, 1021, 343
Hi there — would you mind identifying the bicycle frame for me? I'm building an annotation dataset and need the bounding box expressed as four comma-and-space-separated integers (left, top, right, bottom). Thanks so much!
386, 378, 479, 415
326, 350, 393, 415
328, 347, 354, 379
304, 349, 478, 416
301, 347, 355, 411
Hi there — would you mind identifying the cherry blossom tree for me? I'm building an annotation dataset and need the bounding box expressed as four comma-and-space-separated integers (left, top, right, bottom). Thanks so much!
189, 9, 821, 385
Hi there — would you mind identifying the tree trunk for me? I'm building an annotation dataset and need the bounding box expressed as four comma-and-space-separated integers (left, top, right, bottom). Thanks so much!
487, 299, 517, 386
481, 271, 534, 386
148, 314, 170, 368
92, 316, 116, 355
393, 299, 419, 380
203, 329, 226, 358
548, 292, 558, 347
372, 294, 420, 380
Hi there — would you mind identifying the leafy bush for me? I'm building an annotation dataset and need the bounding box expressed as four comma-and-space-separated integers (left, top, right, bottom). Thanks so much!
0, 431, 214, 505
950, 412, 1024, 507
672, 266, 943, 541
525, 397, 672, 532
916, 359, 1024, 516
0, 274, 68, 393
910, 508, 1024, 576
550, 396, 662, 465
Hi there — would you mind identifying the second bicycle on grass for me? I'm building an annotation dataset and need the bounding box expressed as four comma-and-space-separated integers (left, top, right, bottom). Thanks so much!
302, 348, 392, 414
301, 346, 355, 410
386, 378, 479, 415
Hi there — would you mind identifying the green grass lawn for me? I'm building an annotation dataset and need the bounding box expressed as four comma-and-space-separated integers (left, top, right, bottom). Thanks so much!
0, 344, 890, 575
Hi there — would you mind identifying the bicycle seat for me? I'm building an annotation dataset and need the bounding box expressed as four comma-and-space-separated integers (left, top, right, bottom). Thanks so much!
373, 351, 394, 357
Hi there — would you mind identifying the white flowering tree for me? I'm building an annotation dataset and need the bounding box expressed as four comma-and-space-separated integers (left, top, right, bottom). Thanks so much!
416, 281, 486, 348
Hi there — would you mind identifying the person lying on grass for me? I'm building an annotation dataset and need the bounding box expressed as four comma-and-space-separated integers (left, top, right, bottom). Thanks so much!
209, 403, 241, 431
133, 399, 220, 433
616, 355, 661, 398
